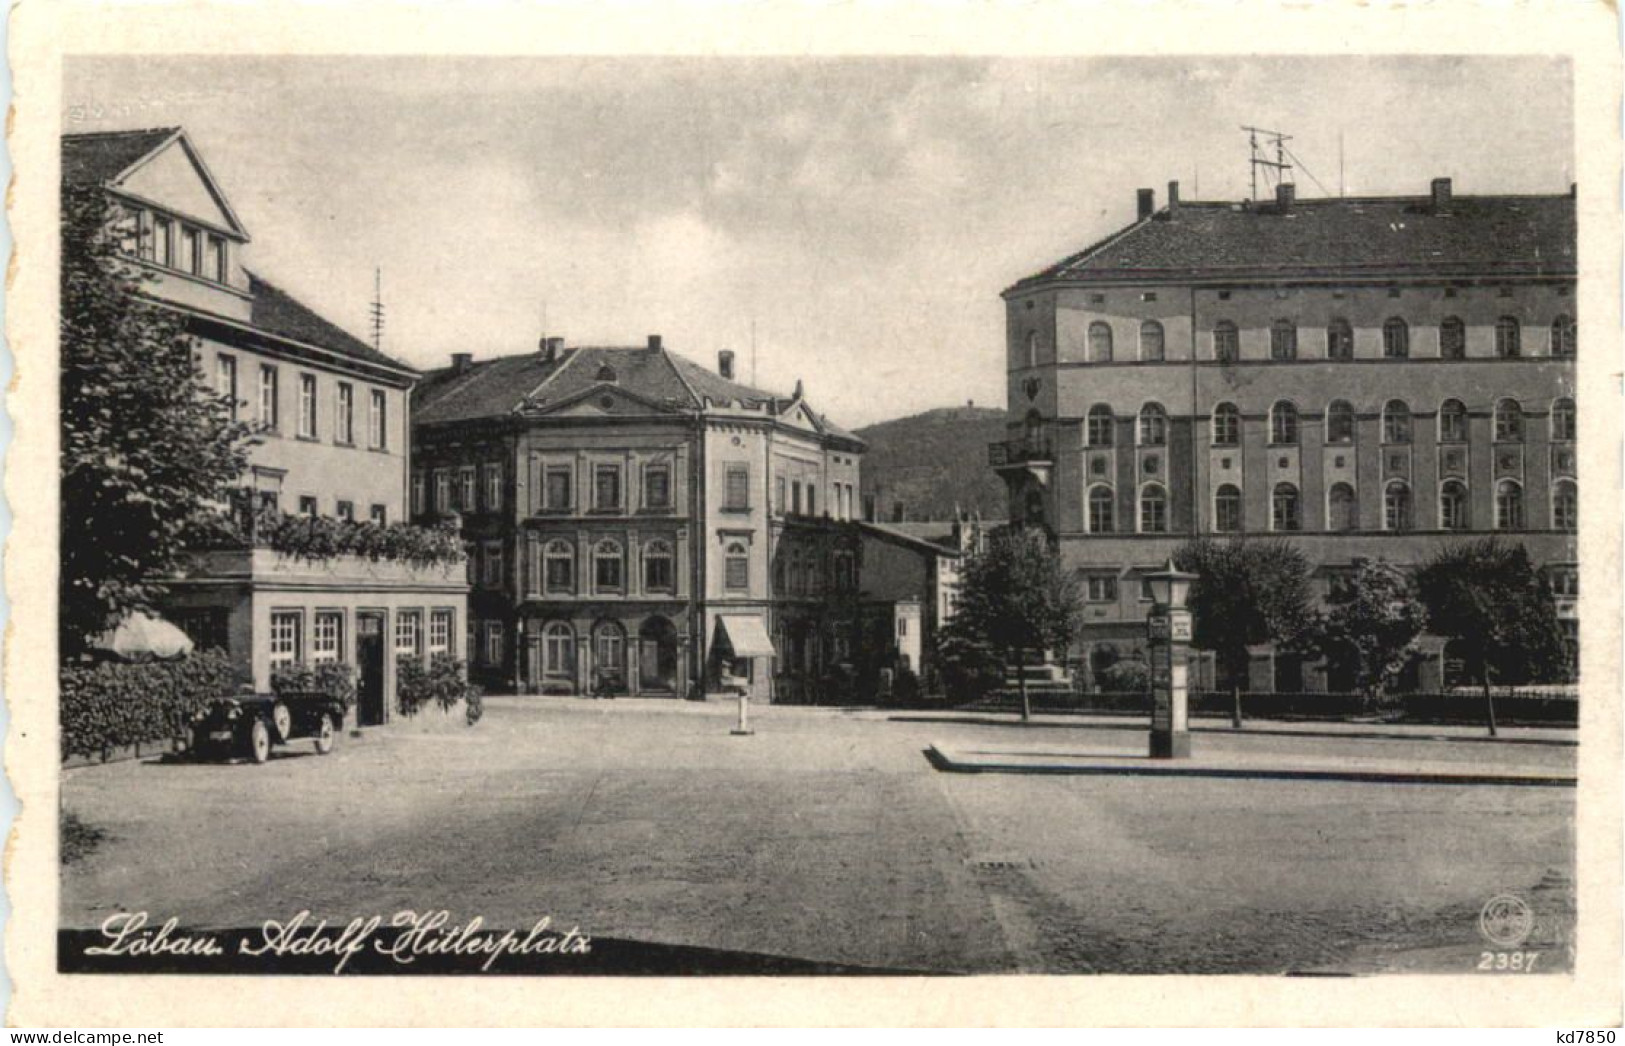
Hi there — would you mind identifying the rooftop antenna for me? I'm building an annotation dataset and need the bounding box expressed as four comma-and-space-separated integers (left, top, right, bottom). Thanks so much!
1242, 124, 1293, 201
368, 268, 385, 351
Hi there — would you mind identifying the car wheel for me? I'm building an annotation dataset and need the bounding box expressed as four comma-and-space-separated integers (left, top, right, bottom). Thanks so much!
314, 715, 336, 755
247, 719, 271, 764
271, 701, 293, 743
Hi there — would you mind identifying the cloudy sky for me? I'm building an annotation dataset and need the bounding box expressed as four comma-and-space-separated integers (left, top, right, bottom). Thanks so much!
65, 55, 1571, 427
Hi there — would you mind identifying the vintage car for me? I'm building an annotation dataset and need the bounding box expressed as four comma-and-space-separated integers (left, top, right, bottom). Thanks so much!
188, 691, 346, 763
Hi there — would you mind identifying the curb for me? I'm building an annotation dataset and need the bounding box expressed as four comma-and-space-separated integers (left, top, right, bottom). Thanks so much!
926, 743, 1576, 788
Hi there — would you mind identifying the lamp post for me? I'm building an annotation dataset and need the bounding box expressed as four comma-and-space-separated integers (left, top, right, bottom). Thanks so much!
1145, 558, 1197, 759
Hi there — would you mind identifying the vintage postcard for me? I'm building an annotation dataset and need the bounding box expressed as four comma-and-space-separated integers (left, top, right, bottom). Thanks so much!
6, 0, 1622, 1028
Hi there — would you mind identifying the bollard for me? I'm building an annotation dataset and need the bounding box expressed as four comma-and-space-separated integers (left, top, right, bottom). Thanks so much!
730, 691, 753, 736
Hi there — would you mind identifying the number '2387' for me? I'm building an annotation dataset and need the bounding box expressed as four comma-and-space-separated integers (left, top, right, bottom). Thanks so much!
1478, 950, 1539, 972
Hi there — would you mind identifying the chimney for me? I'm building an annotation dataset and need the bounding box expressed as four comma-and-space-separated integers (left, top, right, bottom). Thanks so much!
539, 336, 564, 362
1136, 188, 1155, 220
647, 333, 663, 352
451, 352, 473, 373
1166, 180, 1180, 216
718, 350, 735, 380
1431, 177, 1453, 213
1276, 181, 1295, 212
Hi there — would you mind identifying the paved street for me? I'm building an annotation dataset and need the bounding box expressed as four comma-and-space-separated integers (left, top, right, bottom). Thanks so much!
61, 697, 1575, 974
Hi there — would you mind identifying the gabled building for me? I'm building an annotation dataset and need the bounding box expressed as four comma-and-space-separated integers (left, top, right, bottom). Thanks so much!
62, 127, 468, 724
411, 338, 865, 701
995, 178, 1577, 690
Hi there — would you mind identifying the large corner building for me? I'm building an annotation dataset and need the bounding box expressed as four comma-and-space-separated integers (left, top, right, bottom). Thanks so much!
994, 178, 1578, 690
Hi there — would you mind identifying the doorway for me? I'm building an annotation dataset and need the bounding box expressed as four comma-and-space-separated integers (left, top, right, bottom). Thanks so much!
356, 612, 386, 726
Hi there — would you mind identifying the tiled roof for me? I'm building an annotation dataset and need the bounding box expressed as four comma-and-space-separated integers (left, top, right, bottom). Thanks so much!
1012, 192, 1576, 290
246, 272, 416, 375
859, 521, 964, 556
667, 354, 779, 408
534, 346, 697, 409
413, 353, 568, 425
61, 127, 180, 187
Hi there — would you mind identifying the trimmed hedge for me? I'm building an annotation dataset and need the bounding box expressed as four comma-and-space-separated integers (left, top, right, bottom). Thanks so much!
397, 653, 484, 725
60, 650, 238, 760
270, 661, 358, 710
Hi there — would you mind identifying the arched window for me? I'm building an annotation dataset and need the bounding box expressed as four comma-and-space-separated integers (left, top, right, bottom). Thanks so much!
1495, 317, 1521, 358
595, 364, 618, 383
591, 620, 626, 689
1088, 322, 1113, 363
1440, 317, 1466, 359
1272, 482, 1301, 532
1382, 400, 1412, 444
1270, 401, 1299, 445
1087, 485, 1115, 534
1328, 483, 1358, 532
1551, 315, 1576, 358
1551, 397, 1575, 442
724, 541, 750, 590
1553, 479, 1577, 532
1086, 404, 1114, 447
1494, 399, 1524, 443
1438, 399, 1468, 443
1214, 484, 1242, 533
1382, 317, 1409, 359
1440, 480, 1470, 531
1138, 402, 1167, 447
1270, 319, 1298, 361
643, 539, 674, 592
1326, 400, 1355, 444
1211, 402, 1240, 446
1495, 480, 1524, 530
1326, 318, 1353, 360
1212, 321, 1239, 363
1139, 483, 1167, 533
1384, 480, 1413, 531
1025, 330, 1039, 368
544, 539, 575, 594
593, 538, 624, 590
543, 621, 575, 679
1139, 321, 1165, 362
1023, 409, 1046, 455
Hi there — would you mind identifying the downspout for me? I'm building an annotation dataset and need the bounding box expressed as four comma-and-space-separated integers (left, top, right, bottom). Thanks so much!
1189, 285, 1201, 537
691, 411, 706, 698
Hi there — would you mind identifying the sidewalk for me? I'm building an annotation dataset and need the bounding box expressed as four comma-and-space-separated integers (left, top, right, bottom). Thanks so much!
928, 737, 1576, 786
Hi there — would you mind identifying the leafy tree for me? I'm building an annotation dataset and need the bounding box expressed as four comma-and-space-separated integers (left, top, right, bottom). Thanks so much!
1413, 538, 1570, 736
60, 185, 252, 656
1171, 538, 1314, 717
1300, 558, 1427, 706
939, 526, 1082, 721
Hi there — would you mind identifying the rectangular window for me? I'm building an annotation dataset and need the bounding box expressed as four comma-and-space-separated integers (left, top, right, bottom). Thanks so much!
298, 495, 318, 517
336, 500, 355, 522
312, 612, 343, 663
298, 373, 318, 438
775, 475, 786, 516
484, 542, 504, 587
1139, 578, 1156, 602
411, 472, 426, 517
369, 504, 386, 525
368, 390, 387, 449
644, 550, 674, 592
395, 611, 422, 656
434, 470, 451, 513
1549, 569, 1579, 599
153, 216, 173, 267
807, 486, 817, 517
258, 365, 278, 430
335, 383, 355, 444
724, 546, 750, 590
484, 622, 504, 666
546, 548, 574, 593
1085, 575, 1119, 603
269, 611, 303, 665
180, 226, 200, 275
545, 466, 573, 511
898, 617, 909, 637
594, 465, 622, 511
724, 464, 750, 511
429, 610, 453, 654
460, 467, 478, 512
483, 463, 503, 510
216, 355, 238, 421
792, 481, 803, 516
595, 547, 623, 590
644, 464, 671, 509
206, 235, 226, 283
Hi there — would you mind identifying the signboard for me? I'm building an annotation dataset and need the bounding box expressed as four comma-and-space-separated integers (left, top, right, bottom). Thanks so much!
1170, 615, 1193, 642
1147, 615, 1169, 641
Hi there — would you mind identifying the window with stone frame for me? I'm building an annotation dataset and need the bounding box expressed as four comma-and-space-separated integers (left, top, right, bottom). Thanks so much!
644, 540, 675, 592
594, 539, 624, 590
725, 541, 750, 590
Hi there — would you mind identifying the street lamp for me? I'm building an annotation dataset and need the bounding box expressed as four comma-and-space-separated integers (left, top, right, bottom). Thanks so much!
1144, 558, 1198, 759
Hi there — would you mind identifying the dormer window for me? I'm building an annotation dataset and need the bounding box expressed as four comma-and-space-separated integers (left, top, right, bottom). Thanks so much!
596, 364, 618, 383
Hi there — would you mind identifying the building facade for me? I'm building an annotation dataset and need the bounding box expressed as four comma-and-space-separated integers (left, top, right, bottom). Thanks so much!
854, 518, 984, 689
63, 127, 468, 724
994, 178, 1578, 689
411, 338, 865, 702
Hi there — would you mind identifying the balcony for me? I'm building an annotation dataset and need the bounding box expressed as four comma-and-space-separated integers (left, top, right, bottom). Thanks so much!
988, 436, 1054, 486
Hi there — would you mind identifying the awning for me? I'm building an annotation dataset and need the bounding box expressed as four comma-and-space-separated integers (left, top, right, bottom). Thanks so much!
715, 615, 777, 658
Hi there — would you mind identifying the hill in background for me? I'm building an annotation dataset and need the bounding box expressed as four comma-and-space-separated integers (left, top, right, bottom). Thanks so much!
855, 405, 1008, 523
